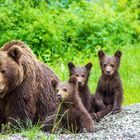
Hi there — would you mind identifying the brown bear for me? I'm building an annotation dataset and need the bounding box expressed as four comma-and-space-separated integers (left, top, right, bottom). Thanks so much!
91, 50, 123, 120
51, 76, 94, 133
68, 62, 92, 112
0, 40, 59, 129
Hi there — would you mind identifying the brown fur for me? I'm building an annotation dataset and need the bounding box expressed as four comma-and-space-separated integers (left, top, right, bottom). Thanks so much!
68, 62, 92, 112
91, 50, 123, 120
0, 40, 59, 129
51, 76, 94, 133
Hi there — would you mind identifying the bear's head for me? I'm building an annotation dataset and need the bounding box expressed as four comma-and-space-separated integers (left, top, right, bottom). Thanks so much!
0, 45, 24, 98
98, 50, 122, 77
68, 62, 92, 87
51, 76, 77, 102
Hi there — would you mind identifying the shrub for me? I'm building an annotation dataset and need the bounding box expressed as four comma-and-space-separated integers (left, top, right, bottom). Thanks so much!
0, 0, 139, 62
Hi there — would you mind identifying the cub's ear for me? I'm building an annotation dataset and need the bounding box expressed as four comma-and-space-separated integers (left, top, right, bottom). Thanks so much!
68, 62, 75, 70
98, 50, 105, 58
69, 75, 77, 85
8, 45, 22, 62
114, 50, 122, 58
85, 62, 92, 70
51, 79, 58, 90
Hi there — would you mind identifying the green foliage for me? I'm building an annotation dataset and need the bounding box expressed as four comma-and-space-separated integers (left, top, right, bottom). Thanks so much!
0, 0, 139, 63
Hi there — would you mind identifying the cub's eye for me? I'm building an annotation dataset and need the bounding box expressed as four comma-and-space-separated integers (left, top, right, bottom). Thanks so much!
56, 89, 59, 93
63, 88, 67, 92
103, 64, 107, 68
75, 74, 79, 77
110, 64, 115, 67
81, 74, 85, 78
1, 70, 5, 74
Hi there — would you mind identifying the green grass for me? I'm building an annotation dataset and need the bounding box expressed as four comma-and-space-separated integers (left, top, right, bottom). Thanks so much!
49, 44, 140, 105
120, 46, 140, 104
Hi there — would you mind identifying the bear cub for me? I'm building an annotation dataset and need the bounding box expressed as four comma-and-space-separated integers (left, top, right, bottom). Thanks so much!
68, 62, 92, 112
91, 50, 123, 120
51, 76, 94, 133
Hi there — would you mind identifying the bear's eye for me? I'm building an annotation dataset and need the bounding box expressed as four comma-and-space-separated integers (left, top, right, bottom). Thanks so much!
103, 64, 107, 68
110, 64, 115, 67
75, 74, 79, 77
1, 70, 6, 74
63, 88, 67, 92
56, 89, 59, 93
81, 74, 85, 78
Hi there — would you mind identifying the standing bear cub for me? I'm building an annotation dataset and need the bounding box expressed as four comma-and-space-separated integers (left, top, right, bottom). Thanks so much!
91, 50, 123, 120
51, 76, 94, 133
68, 62, 92, 112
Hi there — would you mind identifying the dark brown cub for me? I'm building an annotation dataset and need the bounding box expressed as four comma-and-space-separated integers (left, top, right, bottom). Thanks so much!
68, 62, 92, 111
91, 50, 123, 120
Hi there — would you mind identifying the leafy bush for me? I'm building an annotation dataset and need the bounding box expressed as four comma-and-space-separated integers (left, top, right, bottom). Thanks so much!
0, 0, 139, 63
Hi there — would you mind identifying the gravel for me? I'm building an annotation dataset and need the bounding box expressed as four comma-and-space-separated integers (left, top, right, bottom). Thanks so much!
1, 103, 140, 140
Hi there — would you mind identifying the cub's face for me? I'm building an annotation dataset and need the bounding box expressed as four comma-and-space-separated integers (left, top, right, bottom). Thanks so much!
98, 50, 122, 77
68, 62, 92, 86
51, 76, 77, 102
54, 82, 72, 101
0, 45, 23, 98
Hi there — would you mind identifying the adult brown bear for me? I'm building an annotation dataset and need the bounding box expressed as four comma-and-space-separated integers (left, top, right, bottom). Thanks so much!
0, 40, 59, 129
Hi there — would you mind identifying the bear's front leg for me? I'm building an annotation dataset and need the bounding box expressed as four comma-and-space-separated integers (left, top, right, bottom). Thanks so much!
94, 93, 105, 111
80, 113, 94, 133
5, 93, 36, 128
112, 89, 123, 114
95, 104, 113, 119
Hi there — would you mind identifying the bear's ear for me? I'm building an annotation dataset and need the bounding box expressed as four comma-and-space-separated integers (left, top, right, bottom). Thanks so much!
114, 50, 122, 58
68, 62, 75, 70
69, 75, 77, 85
8, 45, 22, 62
85, 62, 92, 70
98, 50, 105, 58
51, 79, 58, 90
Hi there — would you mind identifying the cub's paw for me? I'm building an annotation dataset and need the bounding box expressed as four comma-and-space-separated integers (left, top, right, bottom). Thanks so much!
91, 113, 100, 122
82, 128, 88, 133
82, 128, 94, 133
111, 107, 122, 114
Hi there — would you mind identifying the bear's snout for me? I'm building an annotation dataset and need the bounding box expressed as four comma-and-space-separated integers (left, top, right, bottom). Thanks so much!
104, 65, 114, 76
0, 74, 5, 94
77, 77, 85, 86
106, 70, 110, 75
0, 84, 5, 93
0, 83, 6, 98
57, 94, 62, 101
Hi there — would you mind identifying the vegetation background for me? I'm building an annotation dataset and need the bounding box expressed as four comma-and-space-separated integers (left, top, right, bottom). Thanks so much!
0, 0, 140, 138
0, 0, 140, 105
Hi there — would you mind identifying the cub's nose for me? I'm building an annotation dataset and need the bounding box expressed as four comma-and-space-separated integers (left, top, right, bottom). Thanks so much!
78, 81, 83, 87
57, 94, 62, 101
106, 71, 110, 75
78, 81, 82, 84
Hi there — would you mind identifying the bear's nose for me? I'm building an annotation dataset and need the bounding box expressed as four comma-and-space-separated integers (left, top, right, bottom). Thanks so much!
78, 81, 83, 87
57, 94, 62, 101
0, 84, 5, 93
78, 81, 82, 84
106, 71, 110, 75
